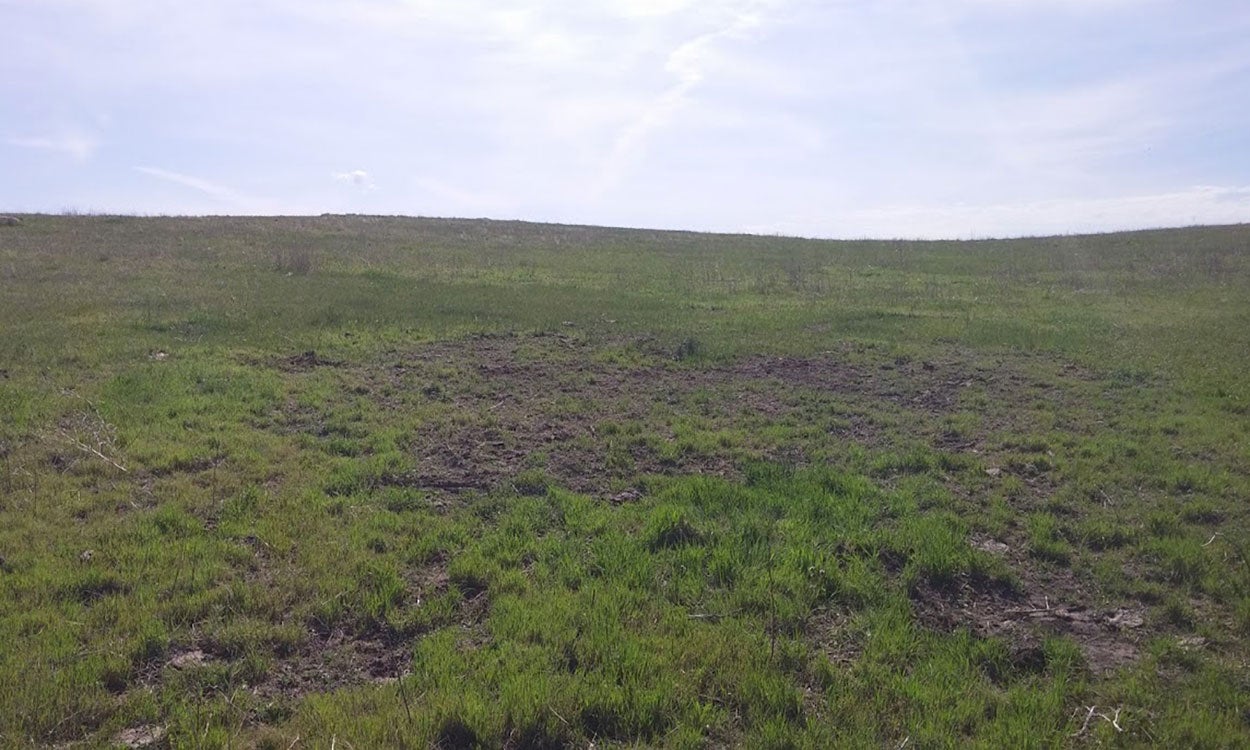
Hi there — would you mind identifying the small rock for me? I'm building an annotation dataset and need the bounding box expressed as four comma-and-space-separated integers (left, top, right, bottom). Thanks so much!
1108, 609, 1144, 629
169, 649, 207, 669
985, 467, 1002, 477
971, 537, 1010, 555
610, 488, 642, 504
1177, 635, 1207, 651
149, 350, 169, 361
115, 725, 166, 748
79, 549, 94, 563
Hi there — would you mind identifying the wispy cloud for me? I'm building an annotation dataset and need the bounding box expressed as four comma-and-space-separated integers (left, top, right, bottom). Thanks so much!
6, 132, 99, 160
3, 0, 1248, 236
612, 0, 700, 18
133, 166, 243, 203
333, 169, 375, 190
595, 0, 784, 195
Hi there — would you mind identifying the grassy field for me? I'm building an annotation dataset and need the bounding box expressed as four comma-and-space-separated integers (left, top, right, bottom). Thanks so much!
1, 214, 1248, 748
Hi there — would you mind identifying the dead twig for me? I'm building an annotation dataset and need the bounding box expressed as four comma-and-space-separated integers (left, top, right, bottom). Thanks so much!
1005, 606, 1061, 616
549, 706, 571, 727
47, 392, 128, 473
397, 675, 414, 724
1070, 705, 1125, 736
767, 552, 779, 660
1071, 706, 1097, 737
67, 434, 129, 472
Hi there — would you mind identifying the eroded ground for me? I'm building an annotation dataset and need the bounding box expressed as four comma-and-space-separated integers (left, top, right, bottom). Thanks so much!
240, 333, 1161, 696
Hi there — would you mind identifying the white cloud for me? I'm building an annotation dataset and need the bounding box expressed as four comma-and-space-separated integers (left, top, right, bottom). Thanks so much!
6, 132, 99, 160
4, 0, 1248, 237
333, 169, 375, 189
603, 0, 698, 18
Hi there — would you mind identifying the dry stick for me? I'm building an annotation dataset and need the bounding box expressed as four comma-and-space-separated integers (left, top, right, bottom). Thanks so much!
767, 553, 778, 661
65, 434, 129, 472
56, 390, 128, 472
1070, 706, 1098, 737
1071, 705, 1125, 736
45, 707, 91, 740
549, 706, 571, 727
1097, 707, 1124, 732
1005, 607, 1051, 616
397, 675, 414, 724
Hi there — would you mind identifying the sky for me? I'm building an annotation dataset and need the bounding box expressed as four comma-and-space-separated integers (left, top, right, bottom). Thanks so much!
2, 0, 1250, 239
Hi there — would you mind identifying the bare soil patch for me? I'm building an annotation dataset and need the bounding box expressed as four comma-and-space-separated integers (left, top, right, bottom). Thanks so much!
254, 625, 412, 700
251, 557, 490, 701
280, 333, 1096, 504
271, 333, 1137, 671
138, 551, 491, 706
910, 571, 1144, 675
278, 350, 343, 372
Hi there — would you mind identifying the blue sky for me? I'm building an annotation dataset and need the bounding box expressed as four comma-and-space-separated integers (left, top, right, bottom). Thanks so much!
3, 0, 1249, 238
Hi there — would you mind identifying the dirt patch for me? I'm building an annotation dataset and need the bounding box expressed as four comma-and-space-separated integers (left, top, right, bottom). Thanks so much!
253, 625, 412, 700
137, 551, 489, 707
262, 567, 490, 701
379, 343, 763, 497
806, 607, 862, 667
275, 333, 1095, 504
269, 333, 1132, 670
259, 555, 490, 701
277, 350, 342, 372
910, 574, 1144, 675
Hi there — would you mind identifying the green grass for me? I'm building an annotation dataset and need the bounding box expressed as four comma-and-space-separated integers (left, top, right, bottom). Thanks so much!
1, 215, 1248, 747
